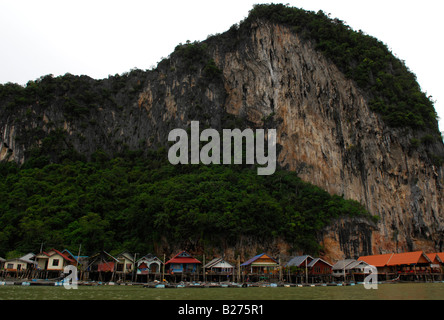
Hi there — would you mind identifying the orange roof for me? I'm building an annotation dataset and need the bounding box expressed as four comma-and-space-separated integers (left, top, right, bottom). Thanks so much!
358, 253, 394, 267
386, 251, 431, 266
359, 251, 432, 267
427, 253, 444, 264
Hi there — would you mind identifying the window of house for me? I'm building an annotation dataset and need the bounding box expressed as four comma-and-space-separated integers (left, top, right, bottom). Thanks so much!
52, 259, 59, 266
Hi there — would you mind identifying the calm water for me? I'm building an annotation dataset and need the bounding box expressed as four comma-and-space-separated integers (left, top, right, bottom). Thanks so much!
0, 283, 443, 300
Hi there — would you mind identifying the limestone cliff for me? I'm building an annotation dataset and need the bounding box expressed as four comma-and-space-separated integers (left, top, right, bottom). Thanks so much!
206, 20, 444, 258
1, 11, 443, 261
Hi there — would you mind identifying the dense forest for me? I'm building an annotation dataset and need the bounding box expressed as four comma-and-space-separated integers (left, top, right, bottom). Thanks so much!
0, 150, 373, 258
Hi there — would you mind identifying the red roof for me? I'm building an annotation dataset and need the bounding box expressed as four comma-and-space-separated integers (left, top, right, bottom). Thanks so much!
165, 251, 201, 265
40, 249, 76, 263
52, 249, 76, 263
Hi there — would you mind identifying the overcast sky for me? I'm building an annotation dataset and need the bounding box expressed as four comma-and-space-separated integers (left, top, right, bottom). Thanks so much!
1, 0, 443, 133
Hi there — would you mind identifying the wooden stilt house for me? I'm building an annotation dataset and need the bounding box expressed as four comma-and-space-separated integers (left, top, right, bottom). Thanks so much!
85, 251, 119, 282
241, 253, 278, 276
165, 251, 201, 274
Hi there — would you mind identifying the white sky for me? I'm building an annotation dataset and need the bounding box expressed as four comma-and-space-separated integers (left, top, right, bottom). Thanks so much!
1, 0, 443, 133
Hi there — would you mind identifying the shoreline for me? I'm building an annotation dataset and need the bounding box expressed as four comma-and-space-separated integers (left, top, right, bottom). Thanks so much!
2, 279, 444, 288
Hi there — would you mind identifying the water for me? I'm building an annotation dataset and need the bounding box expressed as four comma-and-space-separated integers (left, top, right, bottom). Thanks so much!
1, 283, 443, 300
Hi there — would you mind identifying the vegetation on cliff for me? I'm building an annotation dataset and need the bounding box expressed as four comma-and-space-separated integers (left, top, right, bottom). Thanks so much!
0, 150, 372, 258
244, 4, 440, 136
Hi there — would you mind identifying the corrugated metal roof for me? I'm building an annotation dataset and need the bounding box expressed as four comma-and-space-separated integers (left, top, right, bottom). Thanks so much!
285, 255, 313, 267
213, 261, 234, 269
137, 254, 163, 264
5, 253, 36, 265
307, 258, 332, 268
20, 253, 35, 264
86, 251, 119, 269
332, 259, 356, 271
204, 258, 234, 269
241, 254, 263, 266
116, 252, 134, 262
335, 260, 370, 270
346, 260, 369, 270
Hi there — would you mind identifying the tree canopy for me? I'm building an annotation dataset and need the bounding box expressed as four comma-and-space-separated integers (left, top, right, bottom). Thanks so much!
0, 150, 373, 257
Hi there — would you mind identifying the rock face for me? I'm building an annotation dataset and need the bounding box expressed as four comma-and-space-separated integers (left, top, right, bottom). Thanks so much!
1, 19, 443, 261
209, 21, 444, 258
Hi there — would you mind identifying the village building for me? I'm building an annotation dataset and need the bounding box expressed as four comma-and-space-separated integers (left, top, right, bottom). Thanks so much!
2, 245, 443, 284
114, 252, 135, 281
34, 249, 76, 279
332, 259, 370, 277
165, 251, 201, 275
61, 249, 88, 276
358, 251, 437, 281
61, 249, 86, 265
332, 259, 371, 282
284, 255, 333, 283
203, 257, 234, 282
204, 257, 234, 274
35, 249, 76, 272
426, 253, 444, 273
136, 254, 163, 275
3, 253, 35, 273
386, 251, 432, 272
357, 253, 395, 275
85, 251, 119, 282
285, 255, 313, 271
241, 253, 278, 282
136, 254, 163, 282
307, 258, 332, 275
332, 259, 355, 277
